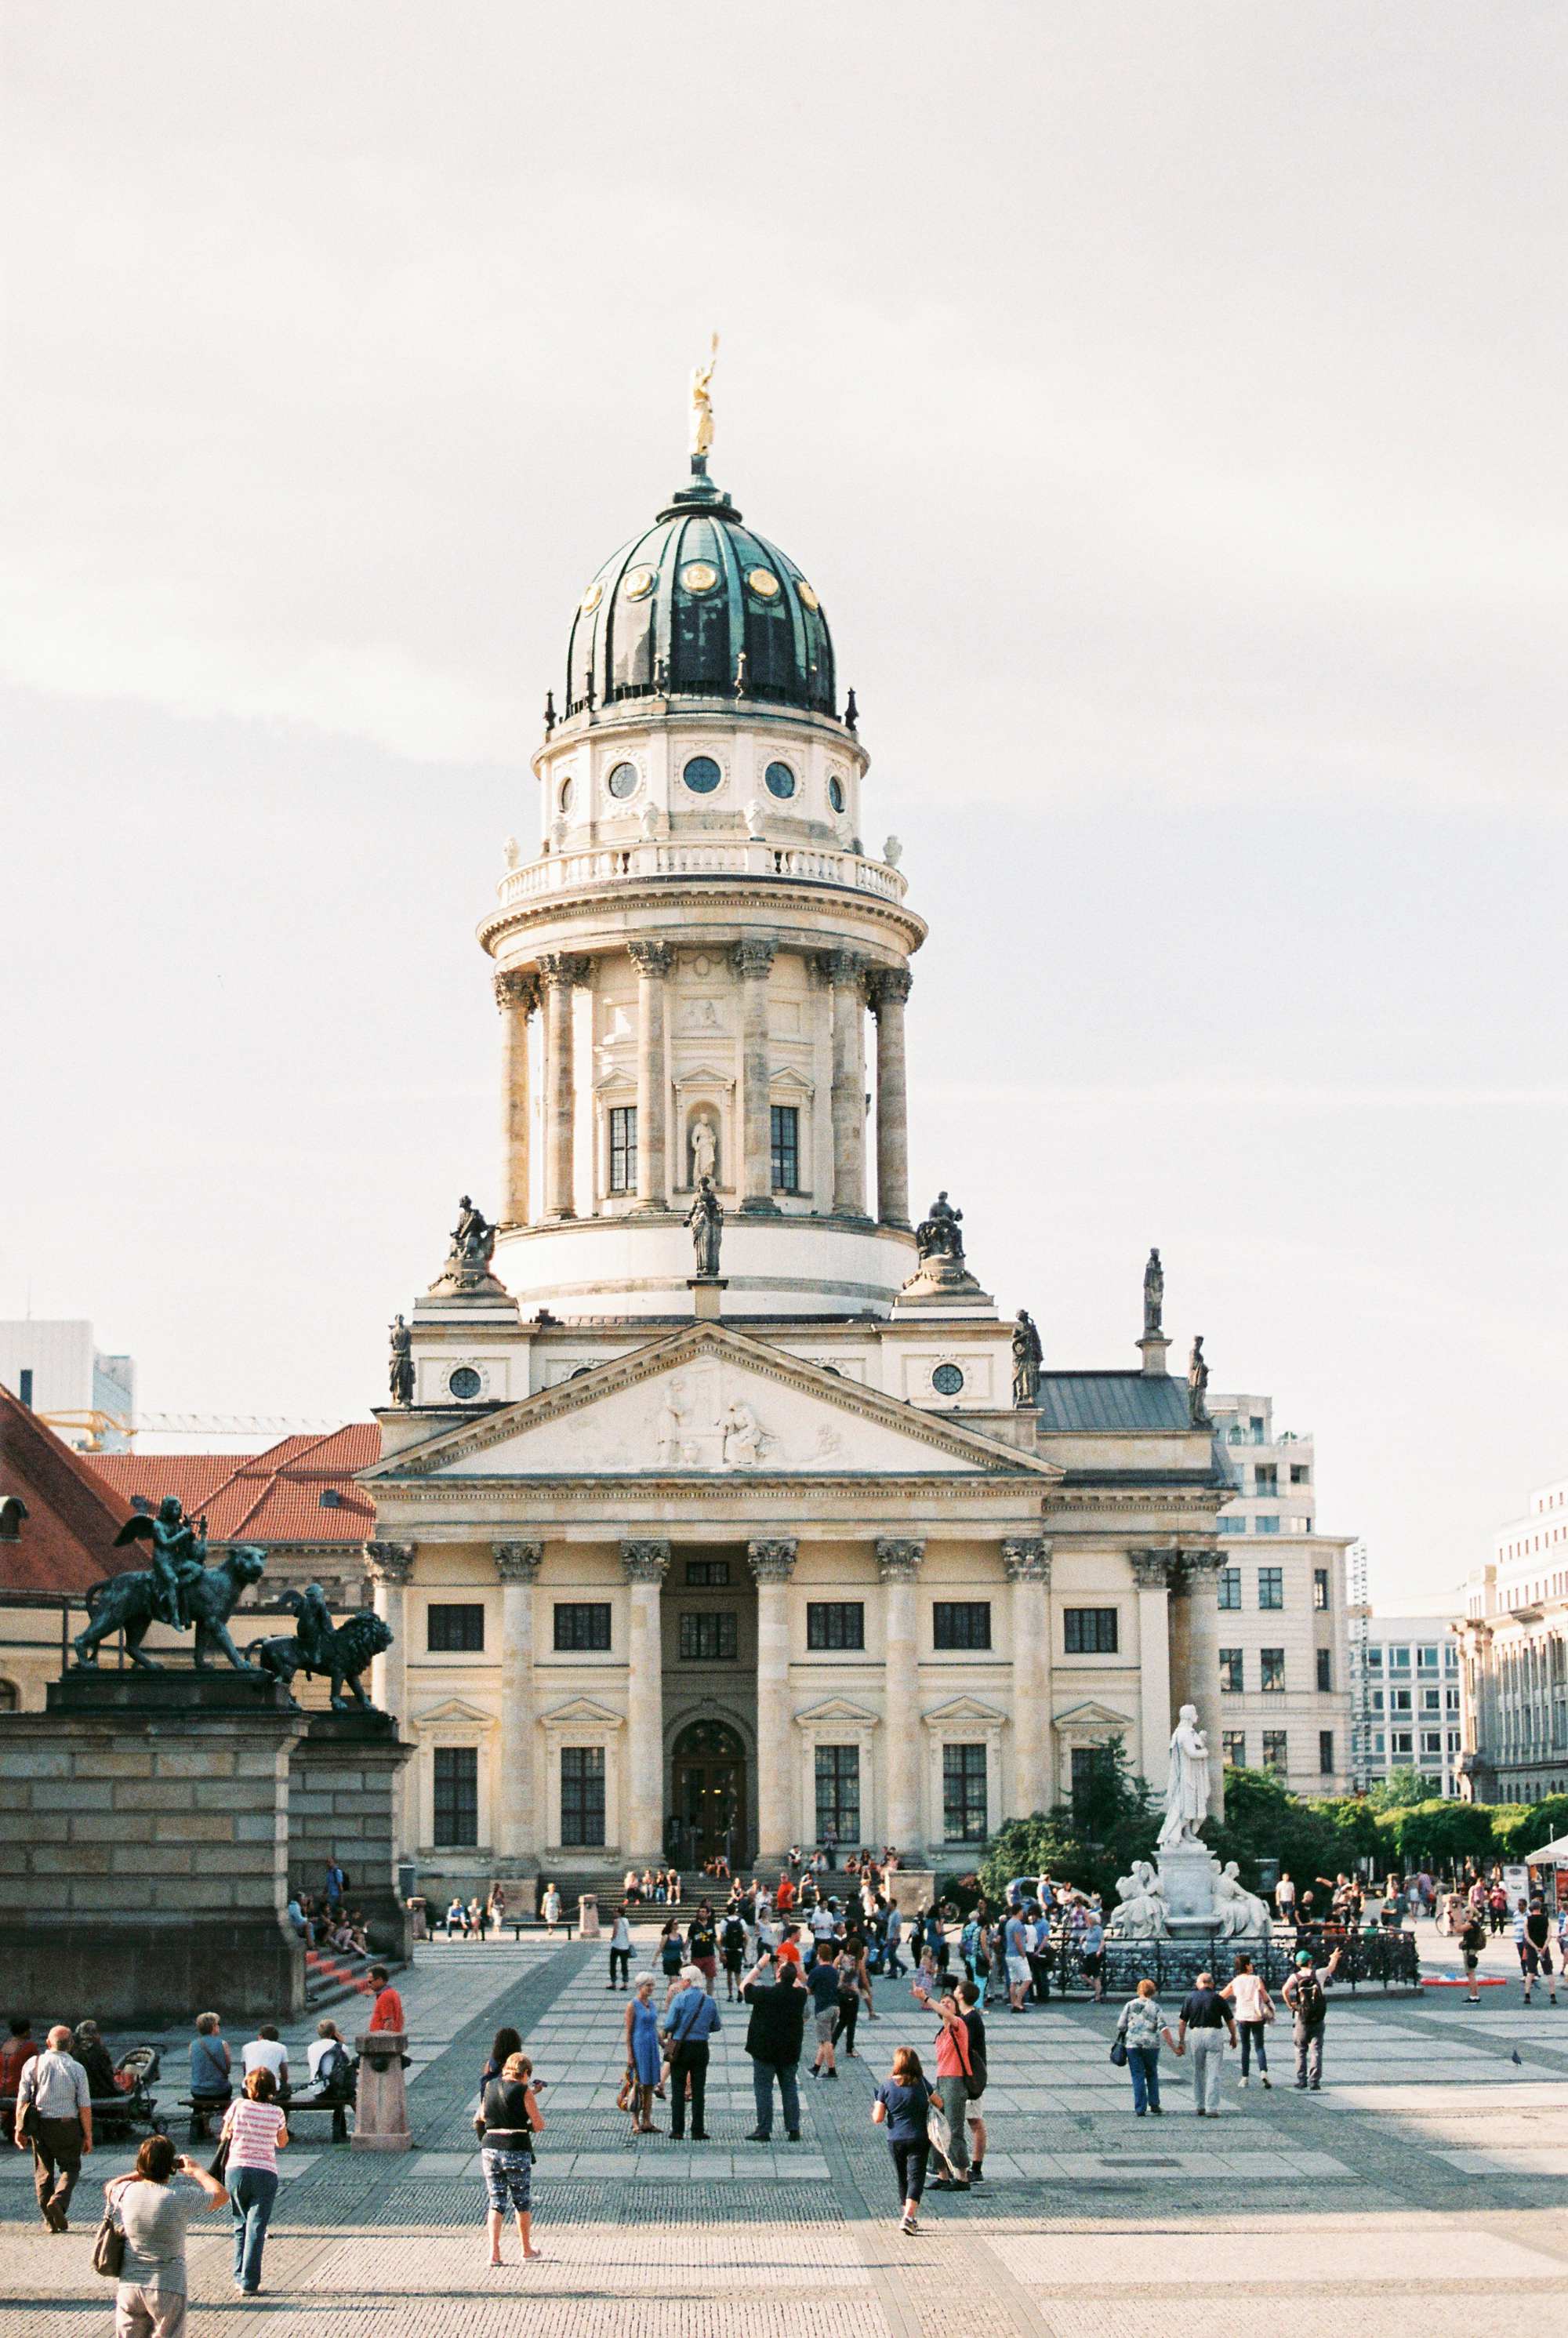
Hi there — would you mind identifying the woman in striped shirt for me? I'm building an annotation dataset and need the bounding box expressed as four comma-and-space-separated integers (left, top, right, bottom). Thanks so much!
220, 2066, 289, 2295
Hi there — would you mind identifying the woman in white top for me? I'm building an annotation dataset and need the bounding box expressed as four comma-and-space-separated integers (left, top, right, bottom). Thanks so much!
1221, 1955, 1275, 2089
542, 1883, 563, 1933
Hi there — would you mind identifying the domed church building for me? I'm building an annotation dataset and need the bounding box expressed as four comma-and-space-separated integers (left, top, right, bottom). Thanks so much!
361, 391, 1230, 1894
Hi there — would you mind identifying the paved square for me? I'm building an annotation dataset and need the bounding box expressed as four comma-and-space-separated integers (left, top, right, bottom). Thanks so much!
8, 1926, 1568, 2335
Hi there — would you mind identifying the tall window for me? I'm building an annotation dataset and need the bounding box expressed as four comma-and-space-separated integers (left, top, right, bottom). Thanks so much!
1070, 1744, 1113, 1822
815, 1744, 860, 1840
808, 1602, 865, 1650
1221, 1729, 1247, 1767
561, 1747, 605, 1847
679, 1612, 738, 1661
609, 1105, 637, 1194
1261, 1730, 1287, 1773
1063, 1608, 1118, 1654
1319, 1730, 1334, 1775
427, 1603, 485, 1652
554, 1603, 612, 1652
770, 1104, 800, 1193
1261, 1647, 1286, 1691
1316, 1648, 1332, 1691
433, 1747, 478, 1847
1220, 1647, 1243, 1692
1258, 1567, 1283, 1609
1313, 1568, 1329, 1611
942, 1744, 988, 1842
1218, 1567, 1242, 1610
933, 1602, 991, 1650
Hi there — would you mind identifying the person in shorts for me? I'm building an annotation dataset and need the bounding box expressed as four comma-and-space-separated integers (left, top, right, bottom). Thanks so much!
1003, 1908, 1033, 2012
477, 2052, 544, 2264
1522, 1897, 1559, 2005
807, 1944, 842, 2078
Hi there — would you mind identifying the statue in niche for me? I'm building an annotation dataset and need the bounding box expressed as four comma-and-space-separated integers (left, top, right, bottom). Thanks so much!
688, 1175, 724, 1276
1011, 1309, 1042, 1407
689, 1113, 719, 1187
914, 1190, 965, 1266
1143, 1247, 1164, 1338
722, 1396, 765, 1469
1188, 1333, 1210, 1426
1158, 1703, 1212, 1849
388, 1315, 415, 1407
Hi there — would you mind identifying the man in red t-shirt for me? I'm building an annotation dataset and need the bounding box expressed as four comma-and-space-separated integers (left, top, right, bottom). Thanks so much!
0, 2019, 38, 2096
367, 1967, 405, 2032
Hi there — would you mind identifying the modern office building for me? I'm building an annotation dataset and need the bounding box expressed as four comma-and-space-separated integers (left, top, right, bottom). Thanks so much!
1352, 1612, 1462, 1795
0, 1320, 136, 1451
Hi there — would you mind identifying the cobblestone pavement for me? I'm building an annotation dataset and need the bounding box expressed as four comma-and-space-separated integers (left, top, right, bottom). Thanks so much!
8, 1919, 1568, 2336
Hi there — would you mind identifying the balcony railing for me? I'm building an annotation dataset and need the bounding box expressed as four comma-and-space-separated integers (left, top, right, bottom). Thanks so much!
496, 837, 909, 910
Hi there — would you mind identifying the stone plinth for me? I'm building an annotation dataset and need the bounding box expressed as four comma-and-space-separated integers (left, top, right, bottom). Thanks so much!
1157, 1842, 1221, 1937
577, 1893, 601, 1939
289, 1709, 416, 1960
352, 2028, 412, 2152
886, 1868, 936, 1917
0, 1668, 305, 2024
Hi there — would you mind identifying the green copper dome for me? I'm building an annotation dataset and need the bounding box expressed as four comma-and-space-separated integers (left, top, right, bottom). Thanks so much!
564, 461, 837, 721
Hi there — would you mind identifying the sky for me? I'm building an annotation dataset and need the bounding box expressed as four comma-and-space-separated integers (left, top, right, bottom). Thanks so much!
3, 3, 1565, 1608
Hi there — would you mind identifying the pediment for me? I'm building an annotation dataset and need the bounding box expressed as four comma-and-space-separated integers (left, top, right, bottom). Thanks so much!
1053, 1697, 1137, 1730
922, 1695, 1007, 1726
796, 1697, 880, 1726
412, 1696, 494, 1729
539, 1696, 623, 1730
363, 1321, 1060, 1485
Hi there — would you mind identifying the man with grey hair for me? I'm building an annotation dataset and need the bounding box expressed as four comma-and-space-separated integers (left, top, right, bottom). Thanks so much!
1175, 1972, 1237, 2118
13, 2023, 92, 2231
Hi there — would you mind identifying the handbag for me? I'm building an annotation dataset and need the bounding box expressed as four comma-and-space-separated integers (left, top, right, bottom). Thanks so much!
92, 2184, 127, 2280
1109, 2034, 1128, 2066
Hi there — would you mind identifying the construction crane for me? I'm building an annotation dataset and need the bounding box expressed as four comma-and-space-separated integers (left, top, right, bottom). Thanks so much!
42, 1408, 341, 1450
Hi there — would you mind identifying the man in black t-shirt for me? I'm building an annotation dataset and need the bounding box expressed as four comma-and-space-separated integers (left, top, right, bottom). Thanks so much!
1176, 1974, 1237, 2117
741, 1954, 806, 2141
807, 1944, 842, 2078
1523, 1898, 1558, 2005
958, 1977, 989, 2180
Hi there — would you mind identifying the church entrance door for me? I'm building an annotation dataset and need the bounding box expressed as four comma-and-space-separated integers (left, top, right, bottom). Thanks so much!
671, 1720, 747, 1867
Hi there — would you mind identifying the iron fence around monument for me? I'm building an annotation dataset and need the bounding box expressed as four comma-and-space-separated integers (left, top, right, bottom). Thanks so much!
1055, 1925, 1419, 1997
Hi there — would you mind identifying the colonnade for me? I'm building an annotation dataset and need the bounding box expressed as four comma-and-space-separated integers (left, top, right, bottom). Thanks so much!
491, 940, 913, 1230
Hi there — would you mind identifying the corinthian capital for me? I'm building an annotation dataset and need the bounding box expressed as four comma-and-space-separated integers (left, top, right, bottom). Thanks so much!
1129, 1550, 1174, 1592
364, 1541, 417, 1585
539, 952, 590, 991
1001, 1537, 1052, 1585
747, 1538, 797, 1585
876, 1537, 924, 1583
866, 965, 913, 1013
627, 939, 674, 978
815, 948, 865, 989
620, 1538, 671, 1585
493, 968, 540, 1015
731, 938, 778, 979
492, 1540, 544, 1583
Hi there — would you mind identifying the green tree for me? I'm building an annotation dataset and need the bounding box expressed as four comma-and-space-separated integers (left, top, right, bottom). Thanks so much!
1374, 1799, 1494, 1873
1366, 1767, 1435, 1812
1200, 1766, 1339, 1893
1491, 1796, 1568, 1858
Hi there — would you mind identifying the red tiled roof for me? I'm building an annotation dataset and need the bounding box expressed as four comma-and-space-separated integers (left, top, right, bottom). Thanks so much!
0, 1384, 136, 1594
84, 1424, 380, 1548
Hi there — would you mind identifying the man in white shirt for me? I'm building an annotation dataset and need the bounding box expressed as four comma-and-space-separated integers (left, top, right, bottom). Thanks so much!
15, 2028, 92, 2232
810, 1900, 837, 1941
241, 2027, 290, 2094
1276, 1872, 1296, 1922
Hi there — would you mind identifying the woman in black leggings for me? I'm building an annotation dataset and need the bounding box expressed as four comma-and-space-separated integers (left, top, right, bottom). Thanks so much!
871, 2046, 935, 2235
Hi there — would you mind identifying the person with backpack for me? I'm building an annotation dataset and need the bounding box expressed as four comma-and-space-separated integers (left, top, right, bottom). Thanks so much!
1281, 1944, 1344, 2089
720, 1909, 748, 1999
1459, 1908, 1487, 2002
1521, 1897, 1558, 2006
911, 1977, 977, 2190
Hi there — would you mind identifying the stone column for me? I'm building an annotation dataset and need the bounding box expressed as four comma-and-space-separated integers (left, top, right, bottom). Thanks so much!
621, 1540, 670, 1861
1131, 1551, 1174, 1796
539, 953, 587, 1219
493, 969, 539, 1225
494, 1541, 543, 1865
749, 1538, 797, 1859
868, 966, 913, 1229
627, 940, 672, 1211
1178, 1545, 1225, 1823
734, 937, 779, 1213
877, 1537, 924, 1848
1003, 1537, 1052, 1817
818, 949, 868, 1218
365, 1541, 417, 1859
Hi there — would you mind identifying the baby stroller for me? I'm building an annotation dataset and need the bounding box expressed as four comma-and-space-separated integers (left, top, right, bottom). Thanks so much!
98, 2045, 166, 2140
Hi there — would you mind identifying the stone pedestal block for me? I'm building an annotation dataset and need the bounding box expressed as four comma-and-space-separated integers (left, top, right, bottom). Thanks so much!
577, 1893, 601, 1939
1157, 1842, 1221, 1937
0, 1669, 306, 2025
887, 1868, 936, 1917
352, 2028, 412, 2152
289, 1710, 416, 1960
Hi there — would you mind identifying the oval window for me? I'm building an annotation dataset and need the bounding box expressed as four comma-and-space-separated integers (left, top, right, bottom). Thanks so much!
448, 1367, 482, 1401
932, 1363, 964, 1397
684, 756, 721, 795
681, 561, 720, 594
828, 775, 845, 813
560, 776, 576, 814
747, 567, 781, 598
764, 761, 797, 800
606, 761, 639, 800
579, 580, 604, 615
797, 580, 821, 612
622, 566, 655, 601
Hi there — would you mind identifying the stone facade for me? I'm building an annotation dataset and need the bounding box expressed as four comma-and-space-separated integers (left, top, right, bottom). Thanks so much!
1459, 1469, 1568, 1802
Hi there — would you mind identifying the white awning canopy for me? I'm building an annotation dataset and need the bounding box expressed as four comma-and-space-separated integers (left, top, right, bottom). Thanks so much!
1523, 1833, 1568, 1863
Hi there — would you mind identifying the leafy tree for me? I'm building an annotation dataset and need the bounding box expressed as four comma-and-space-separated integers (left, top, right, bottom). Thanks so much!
1366, 1767, 1436, 1812
976, 1737, 1160, 1907
1491, 1796, 1568, 1857
1374, 1799, 1494, 1872
978, 1814, 1084, 1905
1316, 1796, 1381, 1865
1200, 1766, 1340, 1893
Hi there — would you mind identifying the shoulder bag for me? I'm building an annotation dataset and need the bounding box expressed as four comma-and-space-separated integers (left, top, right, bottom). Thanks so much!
92, 2181, 129, 2280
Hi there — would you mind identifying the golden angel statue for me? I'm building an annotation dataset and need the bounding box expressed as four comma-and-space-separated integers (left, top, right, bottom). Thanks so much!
690, 332, 719, 459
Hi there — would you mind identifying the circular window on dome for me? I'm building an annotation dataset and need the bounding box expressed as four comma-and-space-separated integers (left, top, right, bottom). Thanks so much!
764, 761, 797, 800
746, 567, 781, 599
560, 775, 576, 814
684, 755, 722, 796
622, 565, 655, 601
606, 761, 639, 800
797, 579, 821, 612
579, 579, 604, 615
828, 775, 846, 813
681, 561, 720, 594
448, 1366, 483, 1402
931, 1362, 965, 1398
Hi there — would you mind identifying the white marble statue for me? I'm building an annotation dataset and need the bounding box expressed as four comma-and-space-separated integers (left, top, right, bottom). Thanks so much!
690, 1114, 718, 1186
1157, 1702, 1211, 1848
744, 797, 764, 839
654, 1379, 691, 1469
1212, 1858, 1272, 1938
722, 1398, 765, 1469
1109, 1857, 1169, 1939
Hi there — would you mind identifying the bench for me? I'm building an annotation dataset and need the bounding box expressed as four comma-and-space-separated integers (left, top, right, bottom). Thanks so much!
507, 1919, 575, 1942
178, 2090, 354, 2144
4, 2091, 165, 2140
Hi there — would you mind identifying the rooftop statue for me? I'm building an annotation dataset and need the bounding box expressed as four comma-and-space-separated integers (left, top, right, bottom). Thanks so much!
1188, 1332, 1210, 1426
427, 1194, 509, 1298
71, 1521, 267, 1675
388, 1314, 415, 1407
690, 332, 719, 459
1143, 1247, 1164, 1338
1011, 1309, 1043, 1407
915, 1190, 965, 1267
245, 1586, 394, 1713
